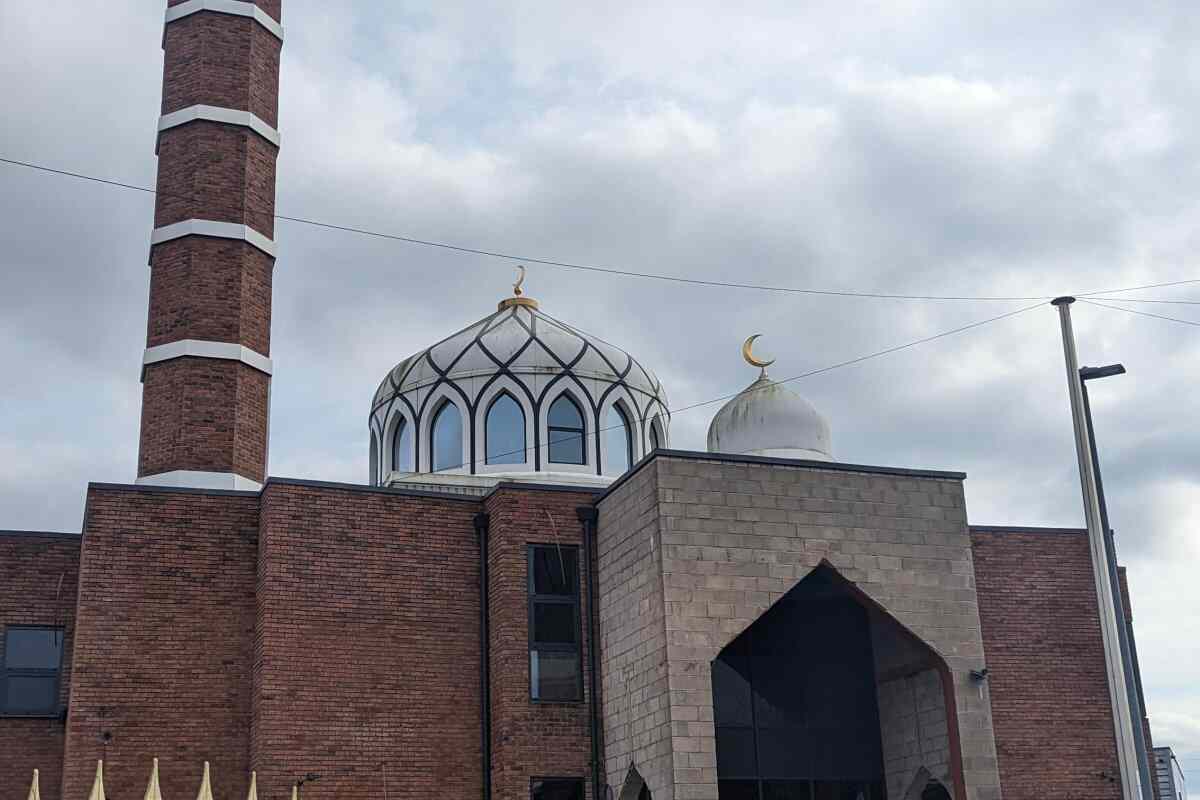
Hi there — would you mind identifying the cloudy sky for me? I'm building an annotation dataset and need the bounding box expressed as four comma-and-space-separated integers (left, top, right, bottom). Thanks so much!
2, 0, 1198, 780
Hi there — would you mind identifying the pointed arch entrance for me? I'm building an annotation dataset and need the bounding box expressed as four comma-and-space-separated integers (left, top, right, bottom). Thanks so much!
617, 765, 652, 800
710, 562, 965, 800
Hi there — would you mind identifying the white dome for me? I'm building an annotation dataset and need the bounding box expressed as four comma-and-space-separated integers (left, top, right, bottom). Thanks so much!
369, 295, 670, 488
706, 374, 832, 461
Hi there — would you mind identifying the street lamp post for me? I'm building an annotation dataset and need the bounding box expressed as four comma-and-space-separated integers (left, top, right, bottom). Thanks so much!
1080, 364, 1155, 800
1052, 297, 1143, 800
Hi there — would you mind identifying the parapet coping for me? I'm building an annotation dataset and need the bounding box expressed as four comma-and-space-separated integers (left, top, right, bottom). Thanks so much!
0, 529, 81, 540
484, 481, 605, 501
969, 525, 1089, 535
88, 481, 260, 498
596, 448, 967, 504
262, 476, 484, 504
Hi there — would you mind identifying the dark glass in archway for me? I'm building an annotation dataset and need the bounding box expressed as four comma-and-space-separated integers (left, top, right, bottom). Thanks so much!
712, 566, 887, 800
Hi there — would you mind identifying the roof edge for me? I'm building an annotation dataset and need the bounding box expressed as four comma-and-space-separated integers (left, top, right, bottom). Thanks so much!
597, 449, 966, 504
0, 529, 82, 540
969, 525, 1089, 535
263, 476, 483, 504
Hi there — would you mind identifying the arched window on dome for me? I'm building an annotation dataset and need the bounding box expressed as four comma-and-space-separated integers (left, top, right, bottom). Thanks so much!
604, 403, 633, 475
369, 431, 379, 485
486, 393, 526, 465
392, 417, 415, 473
649, 415, 664, 452
548, 394, 586, 465
431, 401, 463, 472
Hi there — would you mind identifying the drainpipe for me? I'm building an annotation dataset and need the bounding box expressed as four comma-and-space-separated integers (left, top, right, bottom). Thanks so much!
475, 512, 492, 800
577, 506, 603, 800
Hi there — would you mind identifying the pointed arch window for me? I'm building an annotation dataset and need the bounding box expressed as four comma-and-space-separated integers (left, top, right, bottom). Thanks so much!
548, 394, 586, 465
649, 415, 663, 452
431, 401, 463, 472
392, 417, 414, 473
370, 431, 380, 485
487, 393, 526, 465
604, 403, 633, 475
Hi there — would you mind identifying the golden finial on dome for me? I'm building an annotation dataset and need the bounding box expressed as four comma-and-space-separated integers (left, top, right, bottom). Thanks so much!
498, 265, 540, 310
742, 334, 775, 377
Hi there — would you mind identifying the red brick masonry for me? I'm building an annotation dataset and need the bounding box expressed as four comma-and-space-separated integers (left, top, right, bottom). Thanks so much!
972, 526, 1135, 800
0, 532, 80, 800
138, 0, 281, 483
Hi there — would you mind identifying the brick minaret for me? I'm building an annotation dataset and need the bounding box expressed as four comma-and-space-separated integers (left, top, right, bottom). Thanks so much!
138, 0, 283, 490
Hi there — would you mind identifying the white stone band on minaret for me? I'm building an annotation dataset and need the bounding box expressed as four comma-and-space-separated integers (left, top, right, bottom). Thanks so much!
158, 105, 281, 147
136, 470, 263, 491
164, 0, 284, 42
143, 339, 273, 377
150, 219, 277, 258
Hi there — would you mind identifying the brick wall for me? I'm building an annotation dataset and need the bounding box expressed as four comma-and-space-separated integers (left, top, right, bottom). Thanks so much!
62, 485, 259, 800
140, 0, 281, 483
0, 532, 80, 800
595, 461, 676, 800
972, 527, 1122, 800
252, 480, 484, 800
871, 616, 953, 798
1119, 566, 1161, 798
483, 485, 600, 799
596, 453, 1001, 800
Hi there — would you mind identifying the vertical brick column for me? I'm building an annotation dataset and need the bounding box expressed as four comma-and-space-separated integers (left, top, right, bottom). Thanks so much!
137, 0, 283, 490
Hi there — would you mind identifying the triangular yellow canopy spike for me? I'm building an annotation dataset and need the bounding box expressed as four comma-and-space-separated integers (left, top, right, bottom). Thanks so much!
246, 771, 258, 800
26, 768, 40, 800
87, 761, 106, 800
144, 758, 163, 800
195, 761, 215, 800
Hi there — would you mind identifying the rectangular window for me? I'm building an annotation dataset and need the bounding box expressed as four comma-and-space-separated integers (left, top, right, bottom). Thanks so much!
531, 778, 585, 800
2, 626, 63, 716
528, 544, 581, 702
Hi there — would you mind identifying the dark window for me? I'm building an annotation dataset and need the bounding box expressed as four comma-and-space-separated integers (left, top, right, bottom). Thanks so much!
2, 627, 63, 716
431, 402, 462, 472
547, 394, 586, 465
392, 417, 414, 473
713, 569, 886, 800
486, 393, 526, 465
604, 403, 633, 475
528, 544, 581, 701
531, 778, 585, 800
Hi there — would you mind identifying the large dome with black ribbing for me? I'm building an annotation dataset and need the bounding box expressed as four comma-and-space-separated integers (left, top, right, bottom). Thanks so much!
368, 288, 670, 489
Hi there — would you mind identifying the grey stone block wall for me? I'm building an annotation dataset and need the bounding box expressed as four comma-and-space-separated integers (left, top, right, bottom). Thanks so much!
596, 460, 677, 800
878, 667, 952, 798
596, 454, 1003, 800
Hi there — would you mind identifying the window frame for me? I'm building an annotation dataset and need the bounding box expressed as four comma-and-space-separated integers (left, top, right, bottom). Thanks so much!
530, 776, 586, 800
430, 399, 463, 473
485, 391, 527, 466
527, 543, 583, 703
391, 415, 415, 474
603, 402, 634, 475
547, 394, 587, 466
1, 624, 65, 718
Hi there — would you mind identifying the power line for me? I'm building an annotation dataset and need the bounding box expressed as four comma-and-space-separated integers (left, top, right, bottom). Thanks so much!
1088, 295, 1200, 305
1078, 299, 1200, 328
426, 301, 1044, 471
4, 155, 1195, 305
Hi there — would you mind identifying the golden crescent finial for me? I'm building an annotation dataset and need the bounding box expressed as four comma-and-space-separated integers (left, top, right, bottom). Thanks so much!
513, 265, 526, 297
742, 334, 775, 372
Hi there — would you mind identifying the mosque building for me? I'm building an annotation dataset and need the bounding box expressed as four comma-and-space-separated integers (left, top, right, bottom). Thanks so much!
0, 3, 1164, 800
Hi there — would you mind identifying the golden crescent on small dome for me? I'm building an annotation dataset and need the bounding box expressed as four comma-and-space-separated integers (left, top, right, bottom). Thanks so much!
742, 334, 775, 369
513, 265, 526, 296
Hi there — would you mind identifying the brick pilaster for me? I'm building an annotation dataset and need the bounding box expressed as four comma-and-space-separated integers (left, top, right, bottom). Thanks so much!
138, 0, 282, 487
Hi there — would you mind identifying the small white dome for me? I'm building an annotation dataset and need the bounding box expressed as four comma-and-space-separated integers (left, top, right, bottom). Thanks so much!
707, 374, 832, 461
